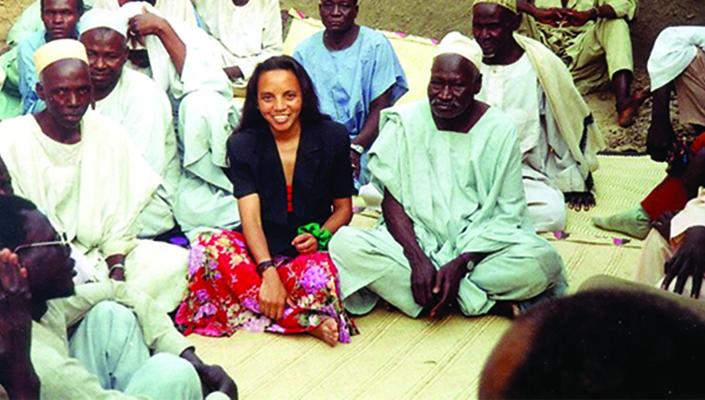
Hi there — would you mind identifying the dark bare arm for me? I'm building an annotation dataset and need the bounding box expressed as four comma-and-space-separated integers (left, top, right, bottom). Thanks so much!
382, 189, 437, 308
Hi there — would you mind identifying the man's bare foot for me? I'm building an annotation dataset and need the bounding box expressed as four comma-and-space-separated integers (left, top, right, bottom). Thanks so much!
617, 86, 651, 128
310, 318, 339, 347
488, 301, 520, 319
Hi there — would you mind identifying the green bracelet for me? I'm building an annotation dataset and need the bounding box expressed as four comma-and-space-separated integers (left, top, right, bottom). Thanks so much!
297, 223, 333, 250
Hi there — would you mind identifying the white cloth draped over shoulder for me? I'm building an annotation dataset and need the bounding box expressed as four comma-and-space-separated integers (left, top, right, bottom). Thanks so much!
647, 26, 705, 91
0, 112, 188, 311
512, 34, 605, 183
192, 0, 283, 80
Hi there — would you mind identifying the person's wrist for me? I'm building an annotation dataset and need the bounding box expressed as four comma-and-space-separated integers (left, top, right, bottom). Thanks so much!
350, 143, 365, 155
109, 263, 125, 278
590, 7, 599, 20
259, 261, 277, 277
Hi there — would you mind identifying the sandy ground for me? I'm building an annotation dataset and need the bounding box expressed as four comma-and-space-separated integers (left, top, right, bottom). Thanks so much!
2, 0, 702, 152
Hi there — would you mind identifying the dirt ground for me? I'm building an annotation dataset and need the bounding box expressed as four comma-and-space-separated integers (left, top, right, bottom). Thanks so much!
1, 0, 702, 151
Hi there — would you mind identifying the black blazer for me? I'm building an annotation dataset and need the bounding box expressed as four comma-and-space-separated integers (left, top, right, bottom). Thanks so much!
227, 119, 354, 257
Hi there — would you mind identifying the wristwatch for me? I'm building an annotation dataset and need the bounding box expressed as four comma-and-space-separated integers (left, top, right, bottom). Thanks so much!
350, 143, 365, 155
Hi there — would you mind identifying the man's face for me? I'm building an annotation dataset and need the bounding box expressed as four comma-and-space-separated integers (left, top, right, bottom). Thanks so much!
16, 210, 75, 301
0, 157, 12, 195
428, 54, 480, 120
37, 59, 92, 130
319, 0, 358, 33
472, 3, 517, 61
41, 0, 80, 40
81, 28, 128, 93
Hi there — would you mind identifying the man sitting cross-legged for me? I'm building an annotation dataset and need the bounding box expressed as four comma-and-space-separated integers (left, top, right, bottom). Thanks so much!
329, 36, 567, 319
293, 0, 408, 192
470, 0, 605, 231
0, 39, 188, 311
0, 195, 237, 399
78, 9, 181, 240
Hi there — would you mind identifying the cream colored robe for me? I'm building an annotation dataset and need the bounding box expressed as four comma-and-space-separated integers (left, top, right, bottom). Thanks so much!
91, 0, 198, 27
0, 112, 188, 311
512, 34, 606, 184
95, 68, 181, 238
192, 0, 283, 80
121, 2, 241, 237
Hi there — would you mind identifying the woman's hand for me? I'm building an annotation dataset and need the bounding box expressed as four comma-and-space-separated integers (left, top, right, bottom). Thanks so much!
292, 233, 318, 255
259, 268, 288, 320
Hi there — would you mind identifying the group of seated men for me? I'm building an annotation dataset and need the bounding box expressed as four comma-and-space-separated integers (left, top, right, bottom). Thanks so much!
0, 0, 704, 398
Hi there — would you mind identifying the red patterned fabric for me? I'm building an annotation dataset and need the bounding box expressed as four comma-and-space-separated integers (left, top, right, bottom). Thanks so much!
175, 230, 358, 342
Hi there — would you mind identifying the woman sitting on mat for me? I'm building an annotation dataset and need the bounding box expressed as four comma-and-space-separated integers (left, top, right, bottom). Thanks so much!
176, 56, 358, 346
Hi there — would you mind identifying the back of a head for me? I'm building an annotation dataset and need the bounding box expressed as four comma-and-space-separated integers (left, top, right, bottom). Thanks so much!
488, 289, 705, 399
0, 195, 38, 250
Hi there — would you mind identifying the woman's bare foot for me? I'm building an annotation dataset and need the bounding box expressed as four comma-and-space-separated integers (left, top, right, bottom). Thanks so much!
310, 317, 339, 347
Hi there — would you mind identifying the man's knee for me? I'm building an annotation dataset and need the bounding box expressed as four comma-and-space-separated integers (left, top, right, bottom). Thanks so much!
125, 354, 202, 399
527, 200, 566, 232
86, 301, 138, 327
329, 226, 364, 263
149, 354, 199, 384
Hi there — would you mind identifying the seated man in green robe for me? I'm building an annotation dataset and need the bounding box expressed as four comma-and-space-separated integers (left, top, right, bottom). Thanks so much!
329, 35, 567, 319
516, 0, 647, 127
0, 194, 237, 399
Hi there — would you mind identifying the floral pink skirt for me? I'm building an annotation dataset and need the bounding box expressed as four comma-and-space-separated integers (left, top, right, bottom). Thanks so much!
175, 229, 358, 343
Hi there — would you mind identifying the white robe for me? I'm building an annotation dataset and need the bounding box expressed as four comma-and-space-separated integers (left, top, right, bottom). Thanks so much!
91, 0, 198, 27
192, 0, 283, 80
647, 26, 705, 91
477, 53, 582, 232
121, 2, 241, 236
94, 68, 181, 238
0, 112, 188, 311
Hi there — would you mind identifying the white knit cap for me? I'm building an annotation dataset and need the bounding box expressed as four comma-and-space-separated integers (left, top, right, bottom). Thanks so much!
33, 39, 89, 75
79, 8, 129, 38
435, 32, 483, 70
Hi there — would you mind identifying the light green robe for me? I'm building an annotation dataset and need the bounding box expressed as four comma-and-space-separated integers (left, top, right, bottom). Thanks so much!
521, 0, 638, 94
0, 282, 229, 399
329, 101, 566, 317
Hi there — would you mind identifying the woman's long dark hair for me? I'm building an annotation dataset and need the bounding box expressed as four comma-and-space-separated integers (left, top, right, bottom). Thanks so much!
235, 55, 330, 134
